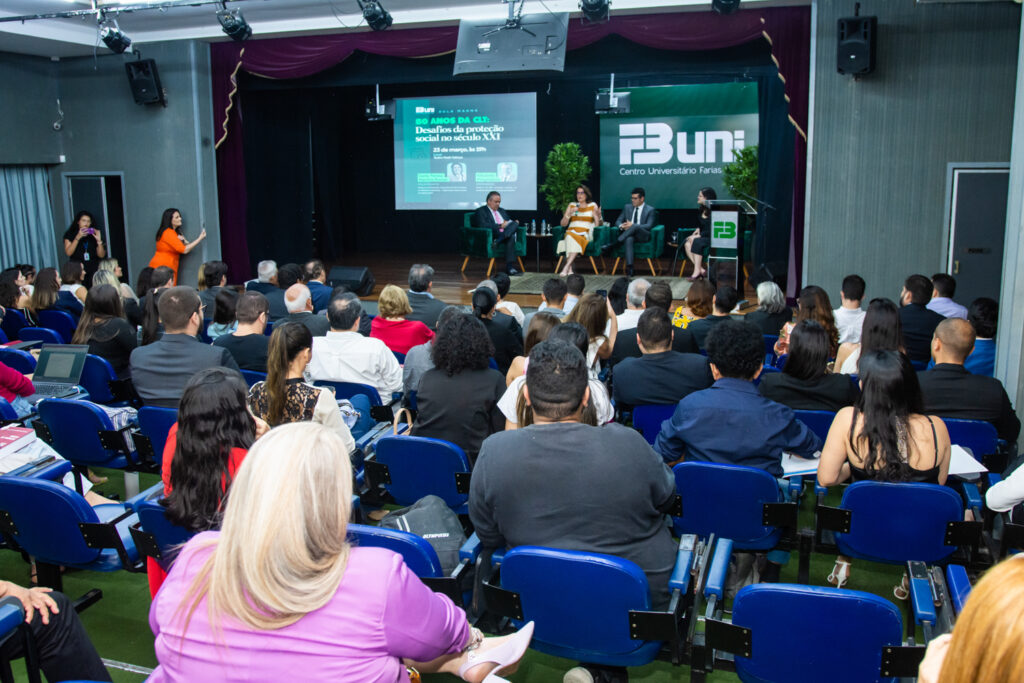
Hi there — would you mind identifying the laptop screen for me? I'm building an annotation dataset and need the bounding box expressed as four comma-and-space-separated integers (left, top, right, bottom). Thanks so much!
33, 344, 88, 384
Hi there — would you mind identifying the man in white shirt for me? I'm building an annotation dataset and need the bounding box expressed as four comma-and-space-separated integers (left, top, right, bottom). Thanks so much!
833, 274, 867, 345
616, 278, 651, 331
308, 292, 402, 399
927, 273, 968, 320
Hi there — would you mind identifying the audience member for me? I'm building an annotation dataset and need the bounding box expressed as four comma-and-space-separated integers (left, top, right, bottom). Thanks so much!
0, 267, 30, 309
564, 273, 584, 314
655, 320, 821, 471
612, 307, 712, 411
0, 359, 34, 418
405, 263, 447, 329
470, 339, 677, 609
745, 281, 793, 337
129, 286, 239, 408
139, 265, 176, 345
136, 266, 154, 300
247, 260, 279, 295
308, 292, 402, 398
490, 272, 524, 326
899, 273, 945, 364
505, 311, 561, 386
672, 278, 714, 329
523, 277, 568, 334
927, 273, 968, 320
403, 306, 462, 397
964, 297, 997, 376
833, 274, 866, 344
29, 266, 82, 320
472, 280, 522, 339
616, 278, 651, 331
564, 293, 616, 377
59, 260, 88, 304
284, 283, 330, 337
817, 350, 950, 593
198, 260, 229, 311
918, 318, 1020, 443
610, 281, 698, 367
213, 291, 271, 371
92, 268, 142, 327
774, 285, 838, 358
71, 284, 137, 379
263, 263, 303, 322
304, 259, 332, 312
758, 320, 859, 411
688, 285, 739, 350
150, 422, 532, 682
330, 284, 373, 336
607, 276, 630, 316
206, 288, 238, 340
249, 322, 355, 451
472, 287, 522, 375
16, 263, 36, 289
835, 297, 904, 375
371, 284, 435, 355
412, 313, 505, 462
196, 263, 206, 293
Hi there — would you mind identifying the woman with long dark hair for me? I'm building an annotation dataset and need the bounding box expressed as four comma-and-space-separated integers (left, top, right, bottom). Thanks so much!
71, 284, 137, 379
207, 289, 238, 340
758, 320, 858, 411
248, 322, 354, 452
563, 292, 616, 377
471, 287, 522, 375
683, 186, 716, 280
817, 350, 950, 592
774, 285, 840, 358
148, 208, 207, 284
63, 210, 106, 285
835, 297, 904, 374
412, 313, 504, 462
28, 266, 83, 320
504, 310, 561, 386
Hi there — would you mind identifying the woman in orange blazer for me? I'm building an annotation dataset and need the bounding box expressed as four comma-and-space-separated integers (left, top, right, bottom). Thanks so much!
148, 208, 206, 283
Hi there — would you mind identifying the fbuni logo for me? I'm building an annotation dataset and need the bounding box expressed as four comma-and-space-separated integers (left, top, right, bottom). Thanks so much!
619, 123, 746, 165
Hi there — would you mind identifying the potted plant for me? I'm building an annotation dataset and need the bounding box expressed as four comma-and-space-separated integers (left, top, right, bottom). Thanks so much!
722, 145, 758, 200
540, 142, 592, 215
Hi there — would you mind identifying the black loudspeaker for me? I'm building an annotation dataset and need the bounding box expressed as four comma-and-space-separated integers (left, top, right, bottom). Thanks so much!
837, 16, 877, 75
125, 59, 165, 105
328, 266, 375, 297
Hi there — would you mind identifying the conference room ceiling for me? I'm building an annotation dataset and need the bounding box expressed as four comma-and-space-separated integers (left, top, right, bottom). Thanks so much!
0, 0, 807, 58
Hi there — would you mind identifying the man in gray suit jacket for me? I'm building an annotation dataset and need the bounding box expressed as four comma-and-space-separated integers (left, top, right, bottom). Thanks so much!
602, 186, 656, 277
405, 263, 448, 329
284, 283, 331, 336
130, 286, 239, 408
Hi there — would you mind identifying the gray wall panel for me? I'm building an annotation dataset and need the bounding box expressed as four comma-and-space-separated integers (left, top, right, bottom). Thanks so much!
0, 52, 62, 164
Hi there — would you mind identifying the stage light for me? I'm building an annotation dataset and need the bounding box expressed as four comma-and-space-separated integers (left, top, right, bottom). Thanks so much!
358, 0, 393, 31
217, 6, 252, 42
712, 0, 741, 15
99, 18, 132, 54
580, 0, 609, 22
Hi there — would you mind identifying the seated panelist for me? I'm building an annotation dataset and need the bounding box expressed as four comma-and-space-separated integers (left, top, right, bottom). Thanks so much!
471, 191, 521, 276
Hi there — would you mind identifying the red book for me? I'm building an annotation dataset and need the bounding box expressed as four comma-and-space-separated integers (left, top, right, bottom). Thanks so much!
0, 426, 34, 458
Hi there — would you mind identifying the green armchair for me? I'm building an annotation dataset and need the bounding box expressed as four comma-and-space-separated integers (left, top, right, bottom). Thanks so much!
608, 224, 666, 276
550, 224, 612, 274
459, 212, 526, 276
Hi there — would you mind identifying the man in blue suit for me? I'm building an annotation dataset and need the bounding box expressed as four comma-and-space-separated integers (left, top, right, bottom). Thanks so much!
602, 186, 656, 277
471, 191, 521, 276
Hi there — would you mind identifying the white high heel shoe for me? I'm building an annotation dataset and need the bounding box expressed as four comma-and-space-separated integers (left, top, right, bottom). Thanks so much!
458, 621, 535, 683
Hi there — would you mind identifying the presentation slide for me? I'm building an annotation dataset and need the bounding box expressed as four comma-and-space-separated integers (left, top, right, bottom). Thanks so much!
598, 83, 759, 209
393, 93, 537, 211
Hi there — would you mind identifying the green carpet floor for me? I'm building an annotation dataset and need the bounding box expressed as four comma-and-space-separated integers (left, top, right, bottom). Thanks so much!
0, 469, 915, 682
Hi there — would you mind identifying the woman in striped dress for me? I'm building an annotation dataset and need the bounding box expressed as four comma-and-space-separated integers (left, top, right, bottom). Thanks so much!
556, 184, 602, 276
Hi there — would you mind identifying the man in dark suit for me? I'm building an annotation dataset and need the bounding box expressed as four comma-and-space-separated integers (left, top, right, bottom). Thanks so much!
246, 260, 280, 295
609, 282, 697, 367
304, 259, 332, 313
405, 263, 448, 329
130, 286, 239, 408
264, 262, 303, 322
899, 273, 945, 364
918, 318, 1020, 443
284, 284, 331, 336
612, 307, 713, 411
471, 191, 521, 276
602, 186, 656, 277
687, 285, 740, 350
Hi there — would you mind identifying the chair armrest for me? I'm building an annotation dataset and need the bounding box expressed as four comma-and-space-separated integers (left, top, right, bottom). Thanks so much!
460, 532, 481, 563
6, 456, 71, 481
125, 482, 165, 512
704, 538, 733, 600
988, 473, 1003, 488
668, 534, 697, 592
907, 561, 937, 625
961, 481, 984, 518
0, 596, 25, 634
945, 564, 971, 614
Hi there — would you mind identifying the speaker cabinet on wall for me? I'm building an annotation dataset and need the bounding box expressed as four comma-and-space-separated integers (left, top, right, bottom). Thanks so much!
837, 16, 877, 75
328, 266, 376, 297
125, 59, 166, 105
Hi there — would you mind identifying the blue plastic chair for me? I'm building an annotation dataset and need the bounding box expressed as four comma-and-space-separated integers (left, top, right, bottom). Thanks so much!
348, 523, 446, 577
0, 347, 36, 374
943, 418, 999, 460
0, 398, 17, 421
0, 329, 6, 344
17, 327, 63, 345
763, 334, 779, 367
392, 351, 406, 364
264, 320, 274, 336
0, 594, 40, 683
240, 369, 267, 387
365, 435, 472, 513
79, 354, 129, 406
136, 406, 178, 467
36, 399, 139, 471
793, 409, 837, 443
0, 309, 29, 342
36, 310, 76, 344
313, 380, 383, 406
632, 404, 676, 445
128, 491, 195, 574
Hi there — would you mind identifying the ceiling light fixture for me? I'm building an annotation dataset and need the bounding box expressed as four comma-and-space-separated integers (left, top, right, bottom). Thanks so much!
357, 0, 392, 31
99, 16, 132, 53
579, 0, 609, 22
217, 5, 252, 41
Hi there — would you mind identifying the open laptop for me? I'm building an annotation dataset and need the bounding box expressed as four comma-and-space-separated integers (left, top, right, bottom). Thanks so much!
26, 344, 89, 403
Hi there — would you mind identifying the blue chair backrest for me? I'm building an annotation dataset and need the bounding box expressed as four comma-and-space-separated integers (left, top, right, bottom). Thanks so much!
632, 404, 676, 445
499, 546, 662, 665
763, 334, 778, 365
138, 406, 178, 465
0, 475, 105, 566
943, 418, 999, 459
774, 353, 789, 370
135, 498, 195, 571
835, 481, 965, 565
0, 328, 6, 344
240, 369, 267, 388
313, 380, 383, 406
393, 351, 406, 364
373, 435, 471, 510
36, 399, 125, 468
37, 310, 77, 344
672, 462, 784, 550
198, 319, 213, 344
80, 354, 118, 404
488, 357, 499, 370
731, 583, 903, 683
0, 348, 36, 374
264, 320, 274, 336
18, 327, 63, 345
793, 409, 837, 443
347, 523, 444, 578
0, 398, 16, 421
0, 309, 28, 341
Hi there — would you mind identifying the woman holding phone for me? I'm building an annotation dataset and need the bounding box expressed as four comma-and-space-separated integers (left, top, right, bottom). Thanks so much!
63, 211, 106, 285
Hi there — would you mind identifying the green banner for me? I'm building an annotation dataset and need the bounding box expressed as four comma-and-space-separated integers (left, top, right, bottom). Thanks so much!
599, 83, 759, 210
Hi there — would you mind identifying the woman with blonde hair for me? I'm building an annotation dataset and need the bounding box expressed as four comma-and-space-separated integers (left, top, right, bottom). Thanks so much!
97, 258, 139, 301
918, 556, 1024, 683
149, 422, 534, 681
370, 284, 435, 355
